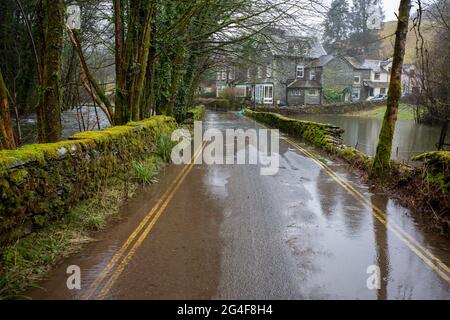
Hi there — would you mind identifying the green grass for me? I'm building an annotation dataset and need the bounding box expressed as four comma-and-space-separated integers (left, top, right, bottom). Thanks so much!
155, 131, 176, 162
132, 156, 162, 185
346, 104, 416, 121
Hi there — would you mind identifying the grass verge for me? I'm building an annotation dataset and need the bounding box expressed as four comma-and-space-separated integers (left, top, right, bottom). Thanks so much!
346, 103, 415, 121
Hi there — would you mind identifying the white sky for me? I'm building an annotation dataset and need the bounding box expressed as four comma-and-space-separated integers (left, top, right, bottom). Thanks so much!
382, 0, 401, 21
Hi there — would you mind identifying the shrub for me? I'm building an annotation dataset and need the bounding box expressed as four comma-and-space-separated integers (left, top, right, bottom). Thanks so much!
323, 88, 343, 104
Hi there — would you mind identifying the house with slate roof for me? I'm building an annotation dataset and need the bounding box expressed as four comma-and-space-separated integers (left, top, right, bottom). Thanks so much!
214, 29, 393, 106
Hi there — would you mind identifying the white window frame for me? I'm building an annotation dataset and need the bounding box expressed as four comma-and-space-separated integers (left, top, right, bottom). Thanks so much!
354, 75, 360, 84
307, 89, 318, 96
374, 72, 381, 81
310, 69, 316, 80
296, 65, 304, 78
352, 88, 360, 100
217, 72, 221, 80
255, 84, 273, 104
221, 71, 226, 80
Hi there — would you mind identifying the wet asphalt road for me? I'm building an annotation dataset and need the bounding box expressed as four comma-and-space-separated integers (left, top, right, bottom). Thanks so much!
29, 111, 450, 299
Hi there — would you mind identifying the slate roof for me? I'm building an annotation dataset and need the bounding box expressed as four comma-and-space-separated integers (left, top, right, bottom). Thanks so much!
265, 32, 326, 59
287, 79, 322, 89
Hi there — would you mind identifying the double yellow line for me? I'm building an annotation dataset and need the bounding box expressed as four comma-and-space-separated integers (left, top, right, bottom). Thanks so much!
82, 143, 205, 300
282, 136, 450, 284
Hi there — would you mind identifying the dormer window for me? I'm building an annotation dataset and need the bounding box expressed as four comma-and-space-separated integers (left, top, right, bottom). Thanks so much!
296, 65, 304, 78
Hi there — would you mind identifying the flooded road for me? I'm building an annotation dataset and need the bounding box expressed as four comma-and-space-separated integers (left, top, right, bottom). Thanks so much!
29, 111, 450, 299
289, 113, 445, 162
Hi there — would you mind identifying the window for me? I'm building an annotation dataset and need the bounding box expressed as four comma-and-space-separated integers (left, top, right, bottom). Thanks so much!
247, 68, 251, 79
354, 76, 360, 84
257, 66, 263, 78
290, 89, 301, 96
308, 89, 318, 96
217, 72, 221, 80
380, 88, 386, 94
369, 88, 374, 97
374, 72, 381, 80
296, 65, 304, 78
266, 62, 273, 78
310, 69, 316, 80
221, 72, 226, 80
352, 88, 360, 100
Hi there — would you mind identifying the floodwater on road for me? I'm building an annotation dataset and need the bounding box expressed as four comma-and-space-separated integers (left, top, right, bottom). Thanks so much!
28, 111, 450, 300
289, 113, 445, 162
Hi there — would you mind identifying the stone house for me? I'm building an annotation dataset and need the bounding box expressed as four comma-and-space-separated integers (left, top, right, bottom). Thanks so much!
215, 29, 327, 105
214, 30, 393, 106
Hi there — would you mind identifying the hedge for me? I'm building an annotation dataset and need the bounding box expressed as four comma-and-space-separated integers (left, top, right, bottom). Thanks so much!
194, 98, 230, 111
0, 116, 177, 245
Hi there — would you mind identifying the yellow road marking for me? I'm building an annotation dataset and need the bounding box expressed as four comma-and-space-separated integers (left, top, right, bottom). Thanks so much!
282, 136, 450, 283
82, 143, 204, 300
97, 154, 202, 299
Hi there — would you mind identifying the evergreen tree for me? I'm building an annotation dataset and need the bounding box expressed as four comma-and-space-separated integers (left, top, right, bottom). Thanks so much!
348, 0, 384, 57
322, 0, 351, 53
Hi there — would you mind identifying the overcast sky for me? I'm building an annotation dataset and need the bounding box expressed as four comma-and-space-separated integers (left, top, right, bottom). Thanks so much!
382, 0, 401, 21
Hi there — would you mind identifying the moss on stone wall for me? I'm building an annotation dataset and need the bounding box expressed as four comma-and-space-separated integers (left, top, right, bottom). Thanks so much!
0, 116, 177, 245
186, 105, 205, 121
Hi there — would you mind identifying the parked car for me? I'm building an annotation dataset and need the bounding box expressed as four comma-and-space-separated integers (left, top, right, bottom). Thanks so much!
370, 94, 387, 101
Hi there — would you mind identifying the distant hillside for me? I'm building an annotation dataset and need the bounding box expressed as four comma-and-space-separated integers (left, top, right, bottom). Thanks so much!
378, 20, 435, 64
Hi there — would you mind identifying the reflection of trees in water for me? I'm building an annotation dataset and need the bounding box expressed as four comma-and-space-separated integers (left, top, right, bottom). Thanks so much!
370, 194, 389, 300
316, 168, 365, 234
291, 114, 442, 161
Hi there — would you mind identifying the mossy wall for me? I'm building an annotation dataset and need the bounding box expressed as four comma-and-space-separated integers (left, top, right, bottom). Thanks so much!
186, 105, 205, 121
0, 116, 176, 245
244, 108, 372, 169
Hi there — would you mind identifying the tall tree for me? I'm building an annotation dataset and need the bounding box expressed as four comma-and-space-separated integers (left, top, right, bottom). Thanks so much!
36, 0, 65, 142
372, 0, 412, 177
348, 0, 384, 56
0, 68, 17, 150
322, 0, 351, 53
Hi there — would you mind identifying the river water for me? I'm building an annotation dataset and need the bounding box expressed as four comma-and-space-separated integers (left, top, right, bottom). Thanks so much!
17, 106, 111, 144
289, 114, 446, 162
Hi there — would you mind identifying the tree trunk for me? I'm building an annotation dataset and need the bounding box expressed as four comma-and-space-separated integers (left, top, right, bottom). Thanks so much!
0, 68, 16, 150
131, 1, 155, 121
37, 0, 64, 143
371, 0, 412, 177
113, 0, 126, 125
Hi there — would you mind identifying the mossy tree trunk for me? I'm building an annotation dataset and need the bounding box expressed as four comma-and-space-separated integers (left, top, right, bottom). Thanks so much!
0, 68, 16, 150
371, 0, 412, 178
113, 0, 126, 125
37, 0, 65, 143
